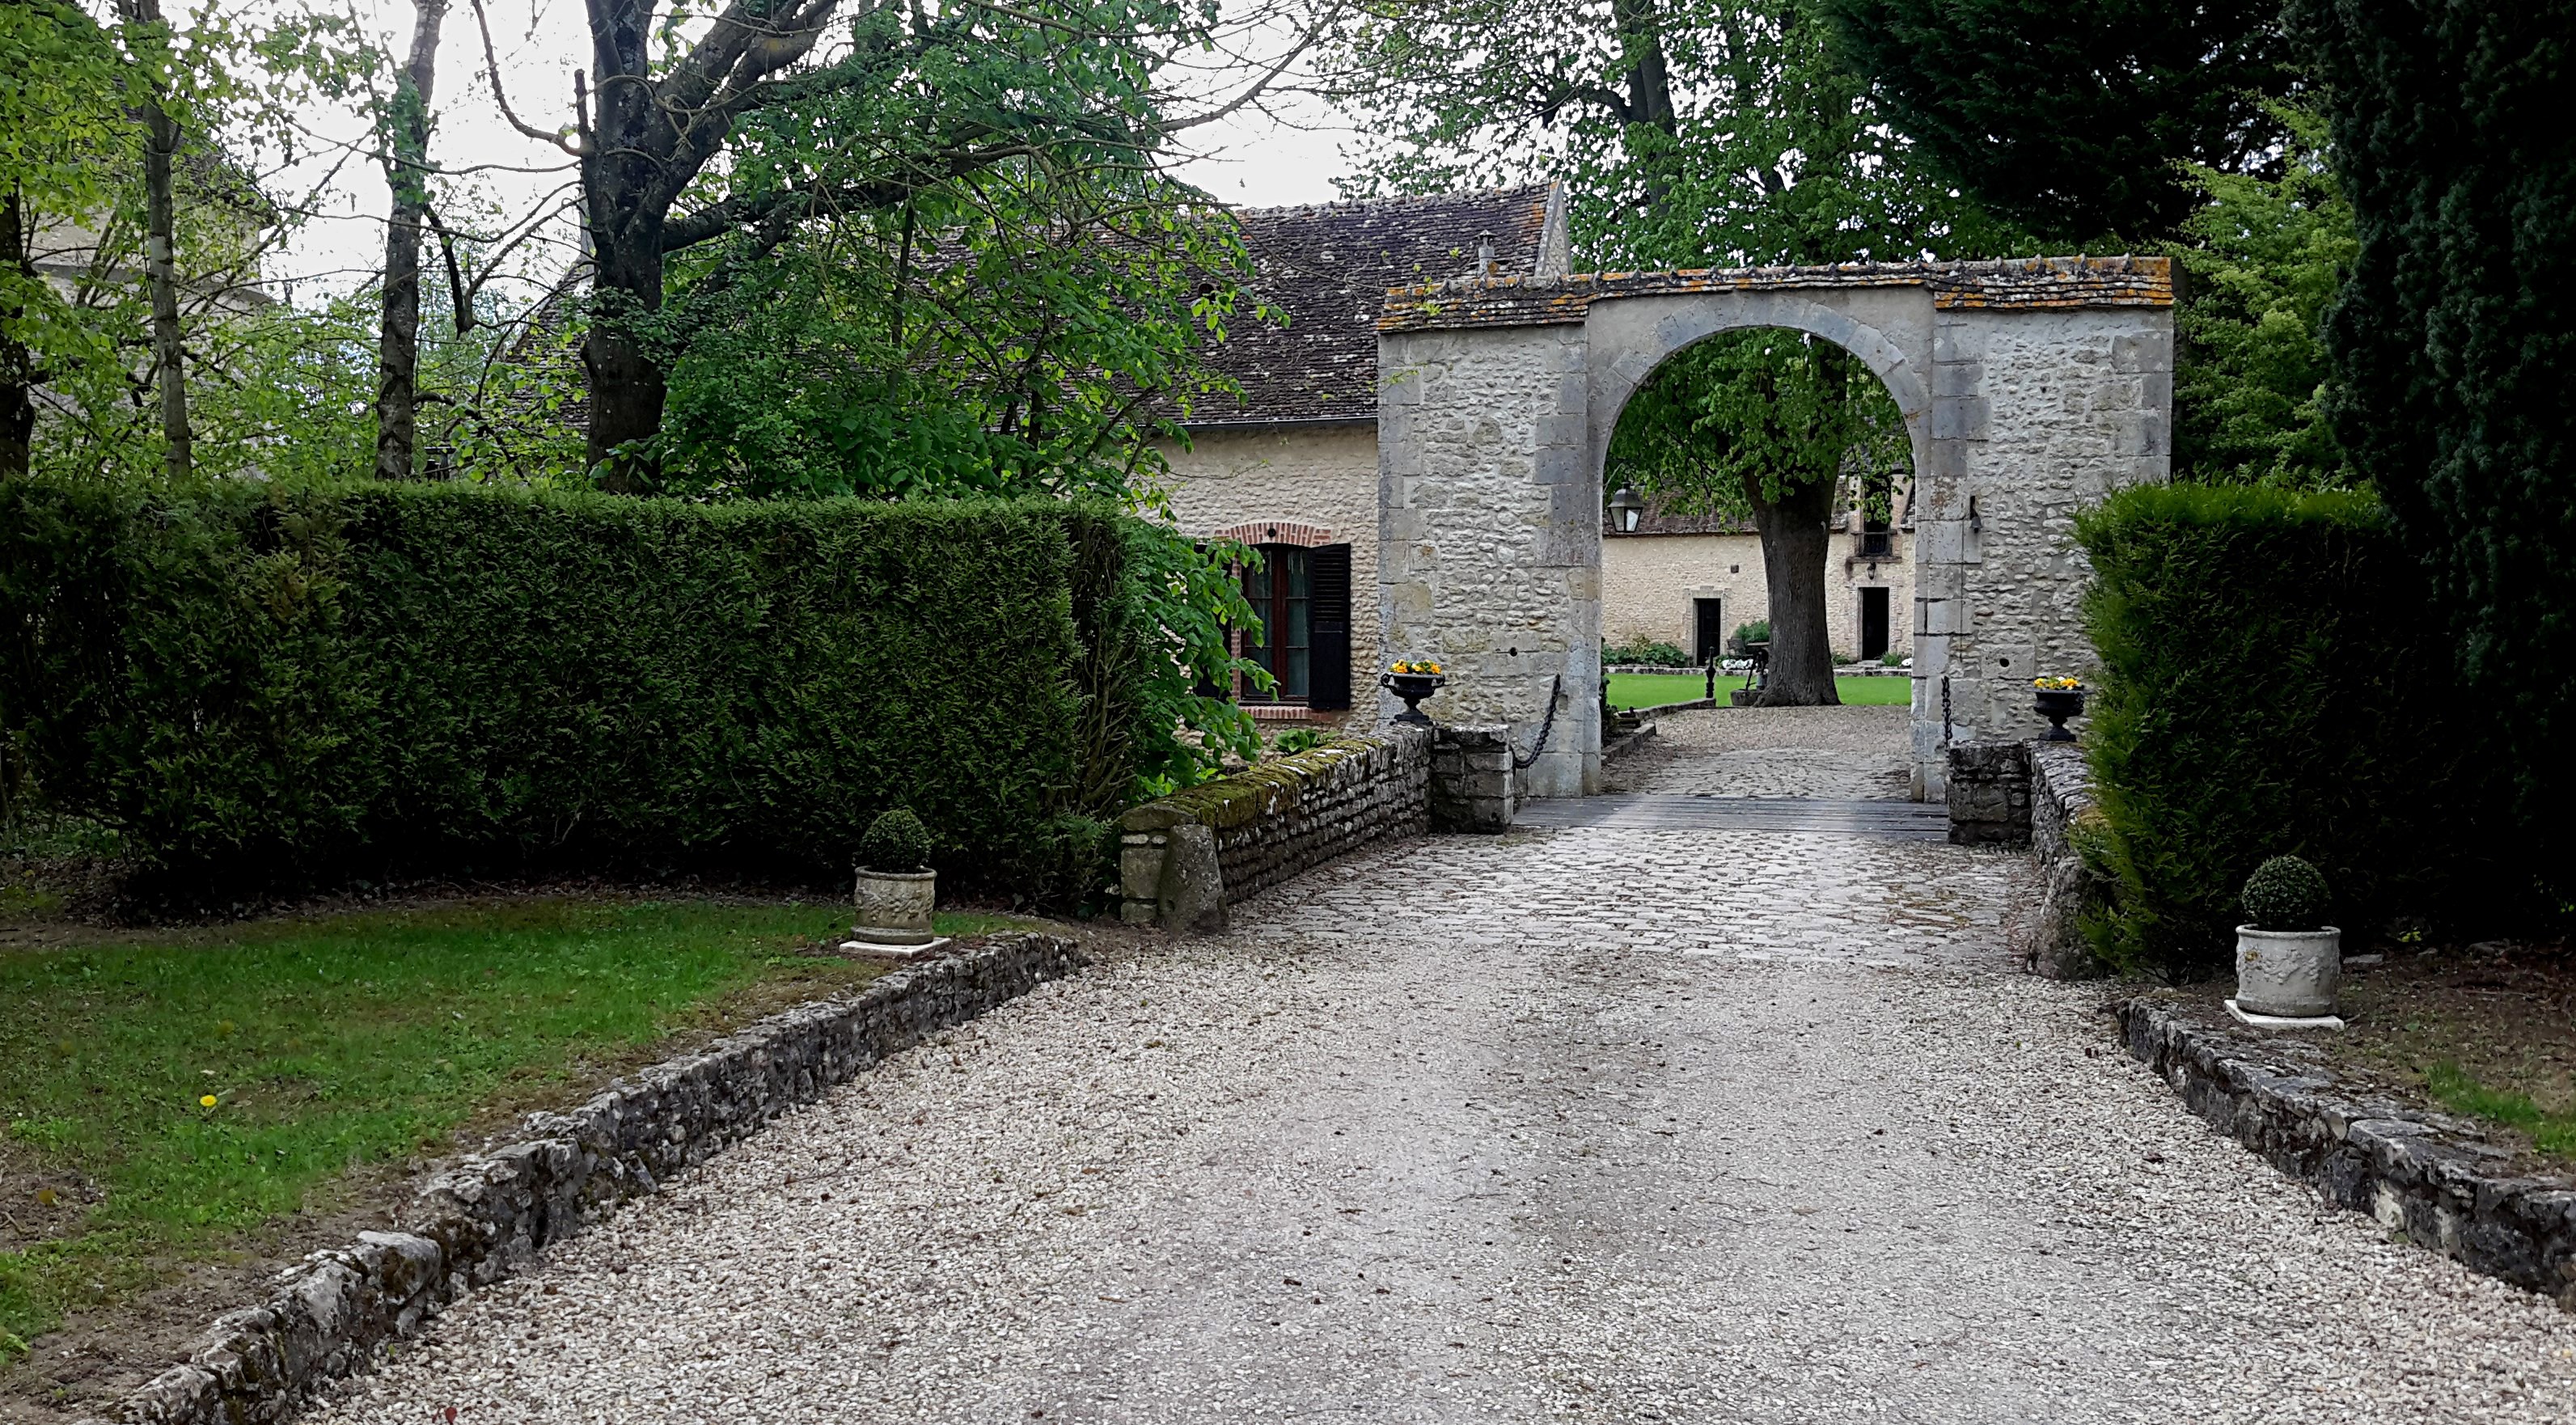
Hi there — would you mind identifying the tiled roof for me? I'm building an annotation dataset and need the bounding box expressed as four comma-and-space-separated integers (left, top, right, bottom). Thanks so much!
1182, 184, 1563, 427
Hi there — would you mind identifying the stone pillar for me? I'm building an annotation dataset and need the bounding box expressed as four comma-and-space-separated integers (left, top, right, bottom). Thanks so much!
1944, 740, 2032, 847
1914, 305, 2170, 797
1378, 323, 1601, 798
1430, 724, 1515, 831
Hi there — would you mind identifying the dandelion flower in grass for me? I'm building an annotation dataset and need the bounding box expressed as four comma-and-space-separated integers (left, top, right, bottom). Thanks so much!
199, 1093, 218, 1108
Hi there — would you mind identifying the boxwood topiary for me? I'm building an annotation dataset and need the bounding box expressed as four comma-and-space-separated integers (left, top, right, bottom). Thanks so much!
2242, 855, 2331, 932
858, 809, 936, 873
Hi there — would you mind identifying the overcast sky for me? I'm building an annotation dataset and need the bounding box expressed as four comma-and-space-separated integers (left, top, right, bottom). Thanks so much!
267, 0, 1359, 303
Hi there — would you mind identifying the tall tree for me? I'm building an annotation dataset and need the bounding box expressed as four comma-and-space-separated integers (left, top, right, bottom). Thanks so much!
113, 0, 192, 480
472, 0, 1245, 490
374, 0, 448, 481
1327, 0, 2014, 700
1609, 332, 1909, 703
1822, 0, 2291, 244
2290, 0, 2576, 852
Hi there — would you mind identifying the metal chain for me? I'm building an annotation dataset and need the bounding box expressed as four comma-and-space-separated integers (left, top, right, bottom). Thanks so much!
1512, 674, 1563, 771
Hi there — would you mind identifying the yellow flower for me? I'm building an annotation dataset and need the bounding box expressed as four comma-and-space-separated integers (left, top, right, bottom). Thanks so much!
198, 1093, 218, 1108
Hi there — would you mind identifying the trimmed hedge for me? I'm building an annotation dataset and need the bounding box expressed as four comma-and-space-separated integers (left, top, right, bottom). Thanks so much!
2075, 484, 2523, 980
0, 479, 1154, 899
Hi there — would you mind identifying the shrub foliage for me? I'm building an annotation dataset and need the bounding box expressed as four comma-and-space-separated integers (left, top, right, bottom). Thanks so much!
2075, 484, 2516, 979
2291, 0, 2576, 860
2240, 856, 2331, 932
857, 810, 935, 873
0, 479, 1191, 899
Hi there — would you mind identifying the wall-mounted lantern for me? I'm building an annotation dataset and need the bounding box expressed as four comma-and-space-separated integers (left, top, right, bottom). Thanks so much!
1608, 486, 1646, 534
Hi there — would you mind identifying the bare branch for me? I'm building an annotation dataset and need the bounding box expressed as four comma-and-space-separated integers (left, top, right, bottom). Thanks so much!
467, 0, 584, 154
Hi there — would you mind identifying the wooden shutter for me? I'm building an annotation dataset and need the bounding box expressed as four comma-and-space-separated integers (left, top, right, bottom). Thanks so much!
1308, 543, 1352, 710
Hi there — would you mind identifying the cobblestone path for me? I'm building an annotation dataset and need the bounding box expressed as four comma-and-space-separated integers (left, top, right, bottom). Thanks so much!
311, 711, 2576, 1425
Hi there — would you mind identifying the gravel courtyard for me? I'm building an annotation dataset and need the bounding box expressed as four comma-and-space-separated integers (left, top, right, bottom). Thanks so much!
310, 710, 2576, 1424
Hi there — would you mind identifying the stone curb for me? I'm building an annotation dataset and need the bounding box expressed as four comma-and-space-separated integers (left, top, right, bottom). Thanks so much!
2116, 997, 2576, 1305
94, 932, 1089, 1425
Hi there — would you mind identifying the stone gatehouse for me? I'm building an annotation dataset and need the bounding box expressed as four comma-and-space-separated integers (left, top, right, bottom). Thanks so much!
1377, 258, 2175, 798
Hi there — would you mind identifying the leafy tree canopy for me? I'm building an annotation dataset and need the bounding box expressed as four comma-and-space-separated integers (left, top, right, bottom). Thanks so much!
1326, 0, 2021, 269
2168, 101, 2355, 489
1822, 0, 2293, 244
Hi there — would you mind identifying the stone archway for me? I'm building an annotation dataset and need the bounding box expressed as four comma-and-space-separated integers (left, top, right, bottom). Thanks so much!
1373, 258, 2172, 799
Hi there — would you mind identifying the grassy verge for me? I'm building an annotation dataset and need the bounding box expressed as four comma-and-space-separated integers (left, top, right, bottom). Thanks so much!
0, 897, 1023, 1355
2425, 1063, 2576, 1161
1605, 671, 1914, 710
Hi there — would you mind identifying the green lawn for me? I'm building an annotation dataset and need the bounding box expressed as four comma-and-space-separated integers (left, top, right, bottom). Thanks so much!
2426, 1062, 2576, 1162
0, 898, 1022, 1355
1605, 671, 1914, 710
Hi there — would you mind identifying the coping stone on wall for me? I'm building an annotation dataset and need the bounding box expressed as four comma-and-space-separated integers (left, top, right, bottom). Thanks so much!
2117, 997, 2576, 1306
92, 933, 1088, 1425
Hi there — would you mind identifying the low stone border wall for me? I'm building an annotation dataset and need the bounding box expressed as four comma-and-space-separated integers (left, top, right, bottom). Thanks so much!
2117, 998, 2576, 1305
2027, 743, 2104, 978
99, 933, 1088, 1425
1120, 728, 1435, 930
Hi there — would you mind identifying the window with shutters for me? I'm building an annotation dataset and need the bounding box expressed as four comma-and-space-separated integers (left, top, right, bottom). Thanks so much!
1240, 545, 1311, 701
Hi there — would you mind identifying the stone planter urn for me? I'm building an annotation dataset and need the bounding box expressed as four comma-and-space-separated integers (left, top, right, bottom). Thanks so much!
1381, 663, 1447, 725
2231, 854, 2341, 1024
846, 808, 942, 952
2033, 686, 2085, 742
851, 868, 937, 946
2235, 924, 2342, 1017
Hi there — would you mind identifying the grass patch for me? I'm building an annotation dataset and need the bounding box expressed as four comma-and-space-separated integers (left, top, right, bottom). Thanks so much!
0, 897, 1022, 1354
1604, 672, 1914, 710
2424, 1062, 2576, 1161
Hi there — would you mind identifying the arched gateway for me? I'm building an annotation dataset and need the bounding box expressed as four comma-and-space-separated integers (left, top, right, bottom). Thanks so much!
1373, 257, 2173, 801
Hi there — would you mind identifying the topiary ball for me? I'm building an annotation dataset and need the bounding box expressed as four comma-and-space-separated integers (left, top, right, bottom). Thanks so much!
857, 808, 936, 873
2241, 855, 2331, 932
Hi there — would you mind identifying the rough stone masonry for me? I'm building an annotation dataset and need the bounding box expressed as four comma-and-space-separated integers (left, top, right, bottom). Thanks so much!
1376, 258, 2172, 800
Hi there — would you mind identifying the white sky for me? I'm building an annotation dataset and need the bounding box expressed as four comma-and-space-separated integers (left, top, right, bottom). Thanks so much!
267, 0, 1358, 303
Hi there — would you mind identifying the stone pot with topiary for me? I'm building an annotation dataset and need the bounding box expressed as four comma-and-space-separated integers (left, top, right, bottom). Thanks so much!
849, 809, 939, 949
2233, 855, 2341, 1021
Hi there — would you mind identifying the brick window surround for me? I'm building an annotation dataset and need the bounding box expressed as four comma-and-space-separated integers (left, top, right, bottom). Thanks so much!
1211, 519, 1335, 548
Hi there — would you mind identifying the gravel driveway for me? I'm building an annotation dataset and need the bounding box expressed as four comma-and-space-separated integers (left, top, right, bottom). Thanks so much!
308, 713, 2576, 1424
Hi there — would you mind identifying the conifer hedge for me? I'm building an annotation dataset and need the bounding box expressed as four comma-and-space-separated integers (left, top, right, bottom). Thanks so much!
2075, 484, 2525, 979
0, 479, 1159, 899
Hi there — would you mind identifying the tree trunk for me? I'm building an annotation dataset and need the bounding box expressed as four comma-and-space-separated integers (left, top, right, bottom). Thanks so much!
117, 0, 190, 481
1, 188, 34, 480
581, 235, 666, 493
375, 0, 449, 482
1747, 469, 1840, 706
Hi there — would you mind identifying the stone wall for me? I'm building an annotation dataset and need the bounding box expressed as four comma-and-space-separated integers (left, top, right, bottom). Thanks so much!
1120, 728, 1434, 928
1155, 422, 1382, 725
104, 935, 1088, 1425
1944, 740, 2032, 847
1430, 725, 1514, 831
2027, 742, 2104, 978
2120, 998, 2576, 1307
1602, 527, 1914, 662
1911, 309, 2168, 793
1377, 323, 1601, 797
1378, 258, 2171, 801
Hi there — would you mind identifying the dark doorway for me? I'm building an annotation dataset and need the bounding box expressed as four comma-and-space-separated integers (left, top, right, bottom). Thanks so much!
1693, 598, 1726, 664
1859, 586, 1890, 661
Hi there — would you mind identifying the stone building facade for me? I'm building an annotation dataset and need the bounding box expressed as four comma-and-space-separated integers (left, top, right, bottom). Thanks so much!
1154, 185, 1573, 725
1601, 514, 1914, 665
